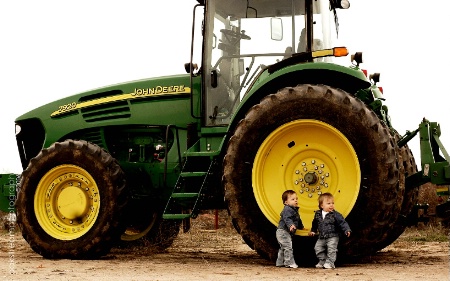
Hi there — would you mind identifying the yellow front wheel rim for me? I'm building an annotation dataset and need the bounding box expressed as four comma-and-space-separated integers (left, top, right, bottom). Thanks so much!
252, 120, 360, 235
34, 164, 100, 240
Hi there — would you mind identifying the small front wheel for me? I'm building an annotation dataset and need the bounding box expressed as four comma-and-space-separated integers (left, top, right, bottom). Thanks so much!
16, 140, 127, 259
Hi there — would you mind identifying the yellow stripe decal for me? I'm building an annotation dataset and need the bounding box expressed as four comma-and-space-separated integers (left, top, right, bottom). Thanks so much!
51, 85, 191, 117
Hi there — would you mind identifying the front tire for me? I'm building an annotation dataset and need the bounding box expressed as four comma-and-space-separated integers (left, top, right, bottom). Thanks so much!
223, 84, 402, 262
16, 140, 127, 259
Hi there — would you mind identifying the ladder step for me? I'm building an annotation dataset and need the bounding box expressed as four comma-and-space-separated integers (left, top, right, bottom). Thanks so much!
180, 172, 207, 178
171, 193, 199, 198
162, 214, 191, 219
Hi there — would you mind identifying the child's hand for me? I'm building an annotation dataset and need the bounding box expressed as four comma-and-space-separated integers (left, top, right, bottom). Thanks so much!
308, 231, 316, 237
289, 225, 296, 233
346, 231, 351, 237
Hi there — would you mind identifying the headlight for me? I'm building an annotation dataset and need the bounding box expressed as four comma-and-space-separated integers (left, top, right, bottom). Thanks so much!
15, 124, 21, 135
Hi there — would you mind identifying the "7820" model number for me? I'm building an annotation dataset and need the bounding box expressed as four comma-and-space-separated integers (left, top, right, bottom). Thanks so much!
58, 102, 77, 112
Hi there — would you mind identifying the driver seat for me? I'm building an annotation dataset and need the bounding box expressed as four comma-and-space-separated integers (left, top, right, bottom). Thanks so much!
297, 28, 307, 53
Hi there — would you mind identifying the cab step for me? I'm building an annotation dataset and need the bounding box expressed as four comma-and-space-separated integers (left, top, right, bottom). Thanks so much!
162, 214, 191, 219
163, 154, 218, 223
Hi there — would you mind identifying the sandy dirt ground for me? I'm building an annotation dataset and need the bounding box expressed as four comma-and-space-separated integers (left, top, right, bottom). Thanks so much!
1, 212, 449, 281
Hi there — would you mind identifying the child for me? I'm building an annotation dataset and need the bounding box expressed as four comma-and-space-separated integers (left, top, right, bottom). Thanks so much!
308, 192, 351, 269
276, 190, 304, 268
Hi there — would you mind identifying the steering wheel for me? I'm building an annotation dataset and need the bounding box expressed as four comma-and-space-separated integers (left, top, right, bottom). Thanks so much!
220, 29, 251, 40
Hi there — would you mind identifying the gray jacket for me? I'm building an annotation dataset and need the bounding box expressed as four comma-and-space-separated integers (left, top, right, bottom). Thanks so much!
311, 210, 351, 239
278, 205, 304, 235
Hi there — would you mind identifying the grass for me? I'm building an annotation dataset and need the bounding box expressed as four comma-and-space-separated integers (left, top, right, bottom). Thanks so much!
398, 223, 449, 243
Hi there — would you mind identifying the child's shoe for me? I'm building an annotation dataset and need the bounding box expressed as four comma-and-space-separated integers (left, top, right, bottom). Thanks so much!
286, 263, 298, 268
323, 263, 334, 269
315, 262, 324, 268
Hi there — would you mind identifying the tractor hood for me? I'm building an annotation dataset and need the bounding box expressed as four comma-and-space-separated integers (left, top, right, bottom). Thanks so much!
14, 73, 197, 170
15, 74, 192, 123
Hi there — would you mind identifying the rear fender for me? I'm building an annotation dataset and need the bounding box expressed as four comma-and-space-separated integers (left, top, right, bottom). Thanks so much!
227, 63, 371, 138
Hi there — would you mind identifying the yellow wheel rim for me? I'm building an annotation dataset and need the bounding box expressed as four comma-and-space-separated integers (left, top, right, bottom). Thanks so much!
34, 164, 100, 240
252, 120, 360, 236
121, 212, 157, 241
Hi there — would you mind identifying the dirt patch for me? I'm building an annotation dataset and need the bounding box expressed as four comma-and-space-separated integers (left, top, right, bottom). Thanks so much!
1, 211, 449, 281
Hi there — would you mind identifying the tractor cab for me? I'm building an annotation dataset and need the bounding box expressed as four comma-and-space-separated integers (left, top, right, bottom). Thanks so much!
192, 0, 350, 126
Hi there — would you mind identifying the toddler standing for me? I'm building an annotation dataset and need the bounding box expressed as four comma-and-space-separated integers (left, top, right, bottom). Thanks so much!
276, 190, 304, 268
309, 192, 351, 269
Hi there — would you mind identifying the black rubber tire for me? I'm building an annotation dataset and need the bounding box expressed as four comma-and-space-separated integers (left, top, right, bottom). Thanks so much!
140, 218, 181, 250
400, 146, 420, 224
223, 84, 402, 263
16, 140, 127, 259
119, 212, 181, 251
375, 142, 419, 250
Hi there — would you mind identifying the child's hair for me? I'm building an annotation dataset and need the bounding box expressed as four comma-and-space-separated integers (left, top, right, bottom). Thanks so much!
318, 192, 334, 209
282, 190, 296, 203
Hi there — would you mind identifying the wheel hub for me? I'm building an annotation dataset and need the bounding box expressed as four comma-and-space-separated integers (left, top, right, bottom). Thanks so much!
294, 159, 330, 198
303, 172, 317, 185
34, 165, 100, 240
57, 184, 89, 220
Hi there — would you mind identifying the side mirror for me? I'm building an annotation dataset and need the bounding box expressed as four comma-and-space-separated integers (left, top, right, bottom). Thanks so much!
270, 17, 283, 41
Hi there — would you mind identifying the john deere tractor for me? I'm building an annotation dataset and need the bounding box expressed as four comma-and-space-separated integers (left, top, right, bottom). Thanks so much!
2, 0, 449, 262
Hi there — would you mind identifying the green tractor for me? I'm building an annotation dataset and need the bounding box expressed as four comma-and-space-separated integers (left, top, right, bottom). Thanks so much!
2, 0, 449, 262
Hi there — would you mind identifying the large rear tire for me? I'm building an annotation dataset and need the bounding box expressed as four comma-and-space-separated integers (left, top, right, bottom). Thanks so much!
223, 84, 402, 263
376, 142, 418, 250
16, 140, 127, 259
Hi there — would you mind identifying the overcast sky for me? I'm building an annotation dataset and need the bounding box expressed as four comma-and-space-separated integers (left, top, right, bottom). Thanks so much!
1, 1, 449, 173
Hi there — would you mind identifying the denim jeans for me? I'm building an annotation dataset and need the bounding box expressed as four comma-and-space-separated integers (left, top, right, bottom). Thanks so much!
314, 236, 339, 266
276, 228, 296, 266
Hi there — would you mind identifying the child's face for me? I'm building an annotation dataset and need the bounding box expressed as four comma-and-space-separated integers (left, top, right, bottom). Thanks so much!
285, 193, 298, 207
320, 197, 334, 212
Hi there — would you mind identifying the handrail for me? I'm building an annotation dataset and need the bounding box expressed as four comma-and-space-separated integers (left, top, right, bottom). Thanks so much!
189, 4, 203, 119
164, 125, 182, 188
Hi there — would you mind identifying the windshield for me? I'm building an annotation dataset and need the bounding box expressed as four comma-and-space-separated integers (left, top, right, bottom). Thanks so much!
203, 0, 342, 126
